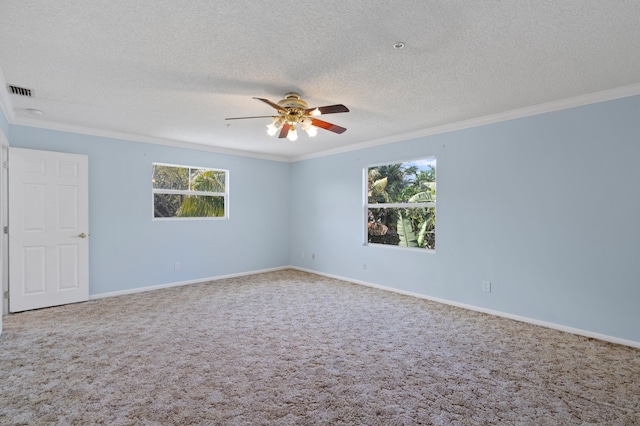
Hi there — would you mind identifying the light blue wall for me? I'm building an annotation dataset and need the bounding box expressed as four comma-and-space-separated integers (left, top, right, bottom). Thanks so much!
6, 95, 640, 343
9, 126, 291, 295
290, 95, 640, 343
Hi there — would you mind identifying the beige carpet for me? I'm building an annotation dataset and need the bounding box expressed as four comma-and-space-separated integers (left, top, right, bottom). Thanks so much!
1, 270, 638, 425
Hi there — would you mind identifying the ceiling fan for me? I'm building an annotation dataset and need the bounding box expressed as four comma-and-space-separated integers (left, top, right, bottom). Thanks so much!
225, 92, 349, 141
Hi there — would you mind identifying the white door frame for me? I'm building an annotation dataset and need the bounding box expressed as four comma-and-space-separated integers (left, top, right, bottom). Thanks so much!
0, 130, 8, 332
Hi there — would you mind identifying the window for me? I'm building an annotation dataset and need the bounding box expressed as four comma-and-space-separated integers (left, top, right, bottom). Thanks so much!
152, 163, 228, 219
365, 158, 436, 250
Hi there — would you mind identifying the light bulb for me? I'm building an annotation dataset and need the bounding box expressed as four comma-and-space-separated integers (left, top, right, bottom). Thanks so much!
310, 108, 321, 116
287, 126, 298, 141
266, 123, 278, 136
266, 117, 283, 136
305, 126, 318, 137
299, 117, 312, 129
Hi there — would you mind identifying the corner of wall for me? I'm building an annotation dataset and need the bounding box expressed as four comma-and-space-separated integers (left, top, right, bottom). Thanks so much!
0, 126, 6, 328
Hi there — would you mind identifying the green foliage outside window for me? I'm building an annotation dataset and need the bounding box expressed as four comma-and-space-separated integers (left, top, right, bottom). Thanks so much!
367, 159, 436, 249
152, 164, 228, 219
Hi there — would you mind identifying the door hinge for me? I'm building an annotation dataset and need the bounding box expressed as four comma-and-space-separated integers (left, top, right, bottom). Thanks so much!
3, 226, 7, 234
2, 160, 7, 169
3, 290, 8, 300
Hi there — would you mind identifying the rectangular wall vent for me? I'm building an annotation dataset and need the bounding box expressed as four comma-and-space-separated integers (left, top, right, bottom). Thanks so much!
7, 85, 32, 97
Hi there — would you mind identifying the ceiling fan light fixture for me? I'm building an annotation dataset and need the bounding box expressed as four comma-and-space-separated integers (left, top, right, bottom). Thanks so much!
299, 116, 312, 129
266, 116, 284, 136
299, 117, 317, 137
226, 93, 348, 140
287, 126, 298, 141
304, 126, 318, 137
266, 123, 278, 136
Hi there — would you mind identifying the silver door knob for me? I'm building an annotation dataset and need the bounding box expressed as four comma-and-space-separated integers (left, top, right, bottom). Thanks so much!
78, 233, 87, 238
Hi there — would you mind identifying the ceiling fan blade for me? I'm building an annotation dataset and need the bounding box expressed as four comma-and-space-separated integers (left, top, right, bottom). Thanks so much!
279, 122, 292, 139
254, 97, 284, 112
311, 118, 347, 134
225, 115, 275, 120
305, 104, 349, 115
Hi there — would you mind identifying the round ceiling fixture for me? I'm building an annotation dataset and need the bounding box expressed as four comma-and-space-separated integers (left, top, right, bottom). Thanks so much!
26, 108, 44, 117
393, 42, 405, 50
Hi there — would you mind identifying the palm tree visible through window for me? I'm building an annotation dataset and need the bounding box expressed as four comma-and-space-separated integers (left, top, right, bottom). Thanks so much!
366, 158, 436, 249
152, 163, 228, 219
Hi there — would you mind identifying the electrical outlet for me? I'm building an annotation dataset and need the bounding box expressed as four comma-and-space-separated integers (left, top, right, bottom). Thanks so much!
174, 262, 181, 271
482, 281, 491, 292
311, 253, 316, 260
362, 263, 367, 270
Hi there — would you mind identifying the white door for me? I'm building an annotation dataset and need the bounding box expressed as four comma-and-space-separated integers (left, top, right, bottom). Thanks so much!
8, 147, 89, 312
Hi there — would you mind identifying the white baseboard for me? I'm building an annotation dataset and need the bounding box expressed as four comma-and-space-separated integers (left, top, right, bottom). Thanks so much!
89, 266, 289, 300
292, 267, 640, 349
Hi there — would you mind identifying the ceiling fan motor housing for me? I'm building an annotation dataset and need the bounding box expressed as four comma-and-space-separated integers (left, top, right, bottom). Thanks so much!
278, 92, 308, 110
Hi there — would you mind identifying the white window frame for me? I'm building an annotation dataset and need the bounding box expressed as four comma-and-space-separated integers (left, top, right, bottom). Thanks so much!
364, 157, 436, 251
152, 162, 229, 220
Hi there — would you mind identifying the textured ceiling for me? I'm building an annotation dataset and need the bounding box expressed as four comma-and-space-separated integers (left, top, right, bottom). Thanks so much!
1, 1, 640, 160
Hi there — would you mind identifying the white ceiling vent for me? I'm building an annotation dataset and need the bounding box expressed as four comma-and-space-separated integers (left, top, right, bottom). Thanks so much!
7, 85, 32, 97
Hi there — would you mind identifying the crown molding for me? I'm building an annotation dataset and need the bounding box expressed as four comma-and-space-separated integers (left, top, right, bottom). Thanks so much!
0, 68, 289, 163
7, 116, 290, 162
2, 71, 639, 165
292, 83, 640, 162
